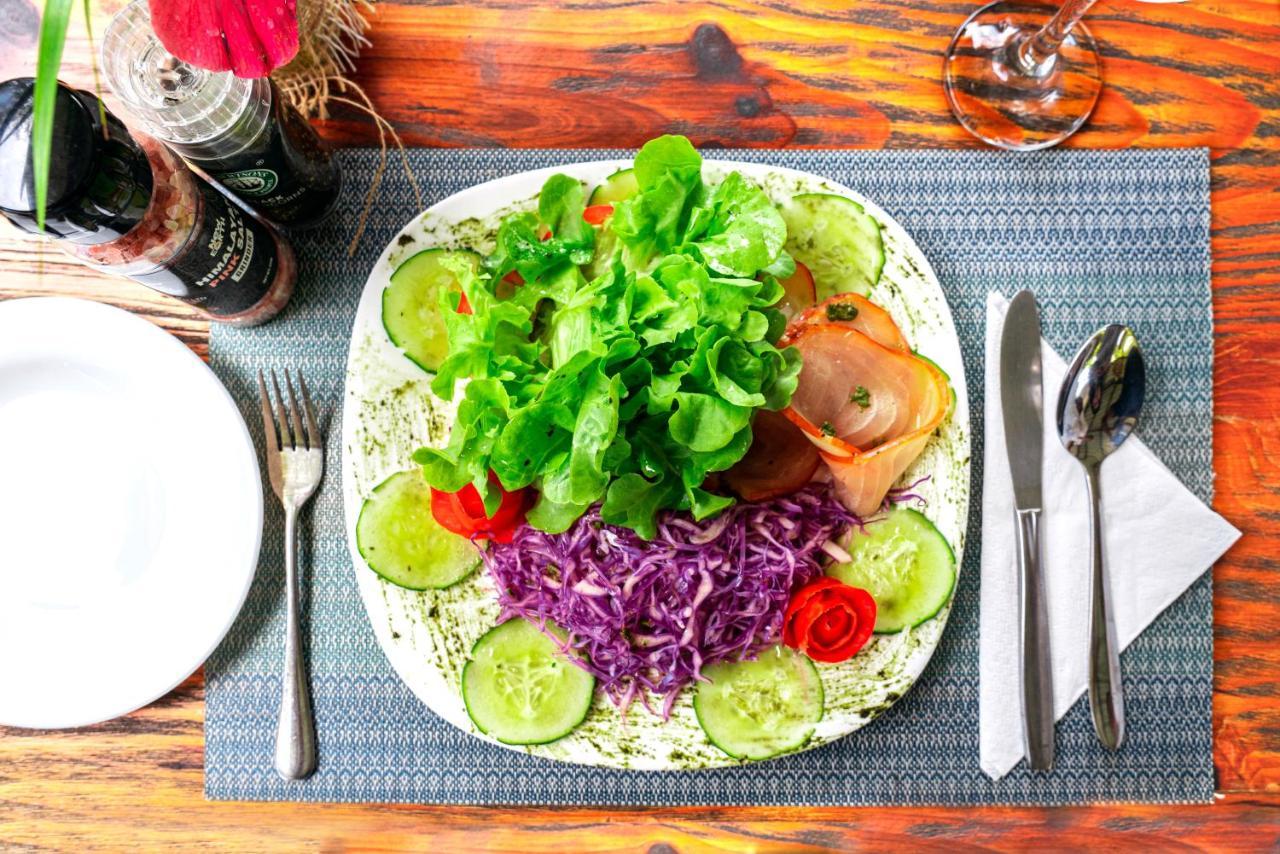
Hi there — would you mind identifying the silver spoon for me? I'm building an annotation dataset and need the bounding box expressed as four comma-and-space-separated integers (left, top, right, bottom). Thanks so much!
1056, 324, 1146, 750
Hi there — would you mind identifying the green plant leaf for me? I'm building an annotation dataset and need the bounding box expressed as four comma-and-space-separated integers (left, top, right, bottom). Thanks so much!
82, 0, 108, 132
32, 0, 76, 231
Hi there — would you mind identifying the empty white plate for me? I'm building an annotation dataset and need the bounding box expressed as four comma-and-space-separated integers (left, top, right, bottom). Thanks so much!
0, 297, 261, 728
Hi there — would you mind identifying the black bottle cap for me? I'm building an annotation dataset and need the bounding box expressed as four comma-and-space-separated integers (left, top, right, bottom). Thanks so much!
0, 77, 153, 244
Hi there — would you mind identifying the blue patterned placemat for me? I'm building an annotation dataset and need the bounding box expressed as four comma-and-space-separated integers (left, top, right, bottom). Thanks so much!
206, 147, 1213, 805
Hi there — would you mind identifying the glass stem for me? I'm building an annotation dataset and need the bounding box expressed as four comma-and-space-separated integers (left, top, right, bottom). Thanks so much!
1015, 0, 1102, 73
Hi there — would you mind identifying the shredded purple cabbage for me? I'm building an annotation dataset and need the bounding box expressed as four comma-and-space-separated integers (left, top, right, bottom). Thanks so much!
885, 475, 931, 508
482, 484, 860, 716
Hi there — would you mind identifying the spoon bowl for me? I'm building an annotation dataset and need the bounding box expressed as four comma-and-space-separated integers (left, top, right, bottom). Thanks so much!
1057, 325, 1145, 468
1056, 323, 1145, 751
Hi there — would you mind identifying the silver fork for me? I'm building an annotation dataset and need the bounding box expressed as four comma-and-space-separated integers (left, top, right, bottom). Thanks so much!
257, 368, 323, 780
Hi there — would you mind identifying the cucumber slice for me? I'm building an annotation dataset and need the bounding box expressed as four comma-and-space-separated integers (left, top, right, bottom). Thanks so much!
912, 352, 957, 411
828, 506, 956, 633
583, 169, 635, 279
694, 646, 824, 761
588, 168, 638, 206
383, 248, 480, 373
461, 618, 595, 745
913, 351, 951, 382
356, 469, 480, 590
781, 193, 884, 299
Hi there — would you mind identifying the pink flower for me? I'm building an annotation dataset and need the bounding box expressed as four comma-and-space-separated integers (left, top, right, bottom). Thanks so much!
147, 0, 299, 79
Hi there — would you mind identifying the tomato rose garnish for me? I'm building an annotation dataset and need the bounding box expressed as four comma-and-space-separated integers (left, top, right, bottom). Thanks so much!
782, 577, 876, 663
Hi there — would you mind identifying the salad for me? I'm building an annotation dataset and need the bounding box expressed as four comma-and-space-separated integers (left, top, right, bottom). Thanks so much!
355, 136, 959, 762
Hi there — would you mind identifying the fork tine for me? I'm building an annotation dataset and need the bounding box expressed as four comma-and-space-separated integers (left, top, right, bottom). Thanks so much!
270, 368, 292, 449
284, 369, 308, 450
298, 371, 321, 446
257, 369, 280, 455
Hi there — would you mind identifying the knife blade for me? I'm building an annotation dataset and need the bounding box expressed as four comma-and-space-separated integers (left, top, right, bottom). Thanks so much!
1000, 289, 1055, 771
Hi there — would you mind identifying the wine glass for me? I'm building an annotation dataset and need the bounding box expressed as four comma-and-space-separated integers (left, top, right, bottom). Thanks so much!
943, 0, 1103, 151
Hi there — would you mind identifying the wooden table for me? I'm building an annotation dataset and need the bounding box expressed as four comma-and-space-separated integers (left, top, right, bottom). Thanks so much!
1, 0, 1277, 849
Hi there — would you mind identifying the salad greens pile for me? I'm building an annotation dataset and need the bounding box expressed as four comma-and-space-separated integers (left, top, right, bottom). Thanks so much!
415, 135, 801, 538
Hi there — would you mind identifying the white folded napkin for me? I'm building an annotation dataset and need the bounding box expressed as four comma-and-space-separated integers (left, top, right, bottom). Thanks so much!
980, 292, 1240, 779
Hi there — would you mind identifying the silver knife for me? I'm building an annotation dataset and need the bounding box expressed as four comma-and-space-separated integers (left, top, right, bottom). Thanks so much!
1000, 290, 1055, 771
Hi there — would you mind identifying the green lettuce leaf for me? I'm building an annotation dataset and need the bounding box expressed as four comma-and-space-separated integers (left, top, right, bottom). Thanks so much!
526, 494, 591, 534
694, 171, 787, 278
566, 362, 622, 504
600, 473, 680, 540
538, 174, 593, 250
611, 135, 705, 261
413, 135, 802, 537
669, 392, 751, 453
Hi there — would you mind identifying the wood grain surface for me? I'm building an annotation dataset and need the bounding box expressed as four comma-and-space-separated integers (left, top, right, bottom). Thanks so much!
2, 0, 1279, 849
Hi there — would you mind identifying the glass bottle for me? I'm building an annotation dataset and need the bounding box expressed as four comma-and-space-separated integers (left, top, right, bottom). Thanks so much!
103, 0, 342, 230
0, 78, 296, 326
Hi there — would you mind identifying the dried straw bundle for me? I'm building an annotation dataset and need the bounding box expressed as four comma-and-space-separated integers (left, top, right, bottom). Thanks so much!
273, 0, 420, 251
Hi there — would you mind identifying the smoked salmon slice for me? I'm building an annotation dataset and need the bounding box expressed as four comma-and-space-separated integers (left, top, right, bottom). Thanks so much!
781, 322, 950, 517
780, 294, 910, 353
723, 408, 821, 501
